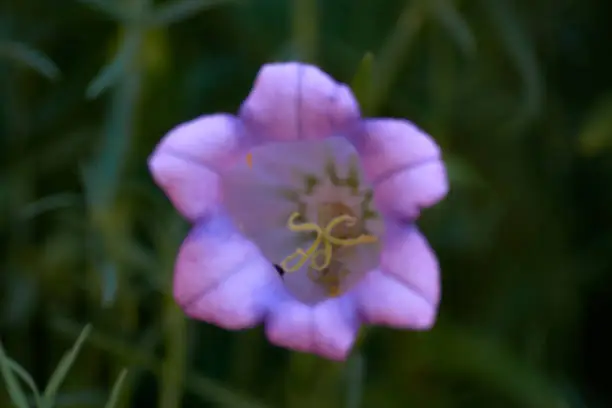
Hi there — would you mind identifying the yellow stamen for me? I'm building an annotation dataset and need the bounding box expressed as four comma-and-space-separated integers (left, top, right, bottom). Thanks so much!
280, 212, 377, 274
246, 152, 253, 169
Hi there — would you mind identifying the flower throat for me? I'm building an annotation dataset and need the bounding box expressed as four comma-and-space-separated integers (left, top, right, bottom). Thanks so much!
280, 205, 377, 297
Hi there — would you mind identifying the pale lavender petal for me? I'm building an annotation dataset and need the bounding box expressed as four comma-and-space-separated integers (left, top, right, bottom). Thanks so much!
148, 153, 220, 221
153, 114, 250, 172
374, 161, 448, 219
265, 293, 360, 360
312, 295, 360, 360
186, 255, 280, 330
149, 114, 249, 221
350, 119, 448, 219
265, 293, 315, 354
174, 214, 277, 329
354, 269, 437, 329
222, 158, 295, 237
381, 222, 440, 307
240, 63, 360, 142
355, 223, 440, 329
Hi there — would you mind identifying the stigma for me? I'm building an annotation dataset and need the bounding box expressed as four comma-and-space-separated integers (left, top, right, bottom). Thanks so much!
280, 211, 377, 297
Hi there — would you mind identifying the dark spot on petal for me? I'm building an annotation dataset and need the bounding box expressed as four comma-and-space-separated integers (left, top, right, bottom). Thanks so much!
273, 264, 286, 276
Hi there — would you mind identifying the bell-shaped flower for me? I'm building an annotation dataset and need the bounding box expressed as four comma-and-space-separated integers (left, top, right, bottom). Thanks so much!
148, 62, 448, 360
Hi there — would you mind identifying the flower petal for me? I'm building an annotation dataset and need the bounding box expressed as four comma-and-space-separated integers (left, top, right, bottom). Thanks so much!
381, 223, 440, 307
355, 223, 440, 329
153, 114, 250, 172
265, 293, 314, 354
350, 119, 448, 219
355, 269, 437, 329
312, 295, 360, 360
374, 160, 448, 219
149, 114, 249, 221
148, 153, 220, 221
239, 63, 360, 142
352, 119, 441, 182
174, 214, 277, 329
265, 292, 360, 360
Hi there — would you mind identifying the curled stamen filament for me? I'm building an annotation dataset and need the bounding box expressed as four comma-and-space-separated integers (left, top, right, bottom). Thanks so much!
280, 212, 377, 273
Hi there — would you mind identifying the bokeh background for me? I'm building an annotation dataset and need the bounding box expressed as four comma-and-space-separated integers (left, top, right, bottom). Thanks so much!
2, 0, 612, 407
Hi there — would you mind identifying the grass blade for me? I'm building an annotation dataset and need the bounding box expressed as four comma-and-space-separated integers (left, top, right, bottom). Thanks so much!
104, 370, 128, 408
345, 353, 365, 408
349, 52, 374, 116
86, 36, 136, 99
42, 325, 92, 408
148, 0, 238, 27
0, 41, 60, 80
292, 0, 318, 62
431, 0, 476, 57
0, 342, 30, 408
370, 0, 425, 114
76, 0, 128, 21
6, 359, 42, 408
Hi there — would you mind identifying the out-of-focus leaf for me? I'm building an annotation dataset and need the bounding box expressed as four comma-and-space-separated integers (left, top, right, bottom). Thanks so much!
0, 41, 60, 80
370, 0, 425, 114
344, 353, 365, 408
482, 0, 542, 128
99, 262, 118, 308
292, 0, 317, 62
52, 318, 269, 408
1, 275, 37, 326
350, 52, 374, 116
578, 95, 612, 155
430, 0, 476, 57
148, 0, 239, 27
445, 153, 486, 188
86, 33, 139, 99
42, 325, 92, 408
6, 359, 42, 408
19, 193, 81, 220
413, 325, 567, 408
76, 0, 128, 21
159, 300, 186, 408
86, 54, 126, 99
104, 369, 128, 408
141, 28, 171, 76
52, 390, 107, 407
0, 342, 30, 408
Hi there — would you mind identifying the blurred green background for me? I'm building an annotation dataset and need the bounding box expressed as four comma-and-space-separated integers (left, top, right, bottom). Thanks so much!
1, 0, 612, 407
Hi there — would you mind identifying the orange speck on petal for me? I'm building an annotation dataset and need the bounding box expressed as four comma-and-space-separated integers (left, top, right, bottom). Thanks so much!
246, 153, 253, 169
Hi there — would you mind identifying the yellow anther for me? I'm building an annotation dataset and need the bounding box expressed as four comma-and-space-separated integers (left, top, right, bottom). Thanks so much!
246, 152, 253, 169
280, 211, 377, 275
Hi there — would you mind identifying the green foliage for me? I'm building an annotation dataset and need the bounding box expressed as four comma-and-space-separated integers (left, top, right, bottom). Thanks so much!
1, 0, 610, 407
1, 325, 127, 408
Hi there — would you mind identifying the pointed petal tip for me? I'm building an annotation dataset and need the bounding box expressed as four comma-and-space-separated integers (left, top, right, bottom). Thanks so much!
265, 294, 360, 360
240, 62, 361, 143
355, 269, 439, 330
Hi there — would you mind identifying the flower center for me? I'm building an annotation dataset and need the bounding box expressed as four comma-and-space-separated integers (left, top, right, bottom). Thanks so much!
279, 205, 377, 297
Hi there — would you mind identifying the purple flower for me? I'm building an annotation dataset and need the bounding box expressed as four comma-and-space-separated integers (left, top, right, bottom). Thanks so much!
148, 62, 448, 360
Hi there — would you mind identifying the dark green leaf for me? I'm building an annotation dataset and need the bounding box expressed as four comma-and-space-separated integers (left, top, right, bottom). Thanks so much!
0, 342, 30, 408
0, 41, 60, 80
104, 370, 128, 408
349, 52, 374, 116
42, 325, 92, 408
148, 0, 239, 27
